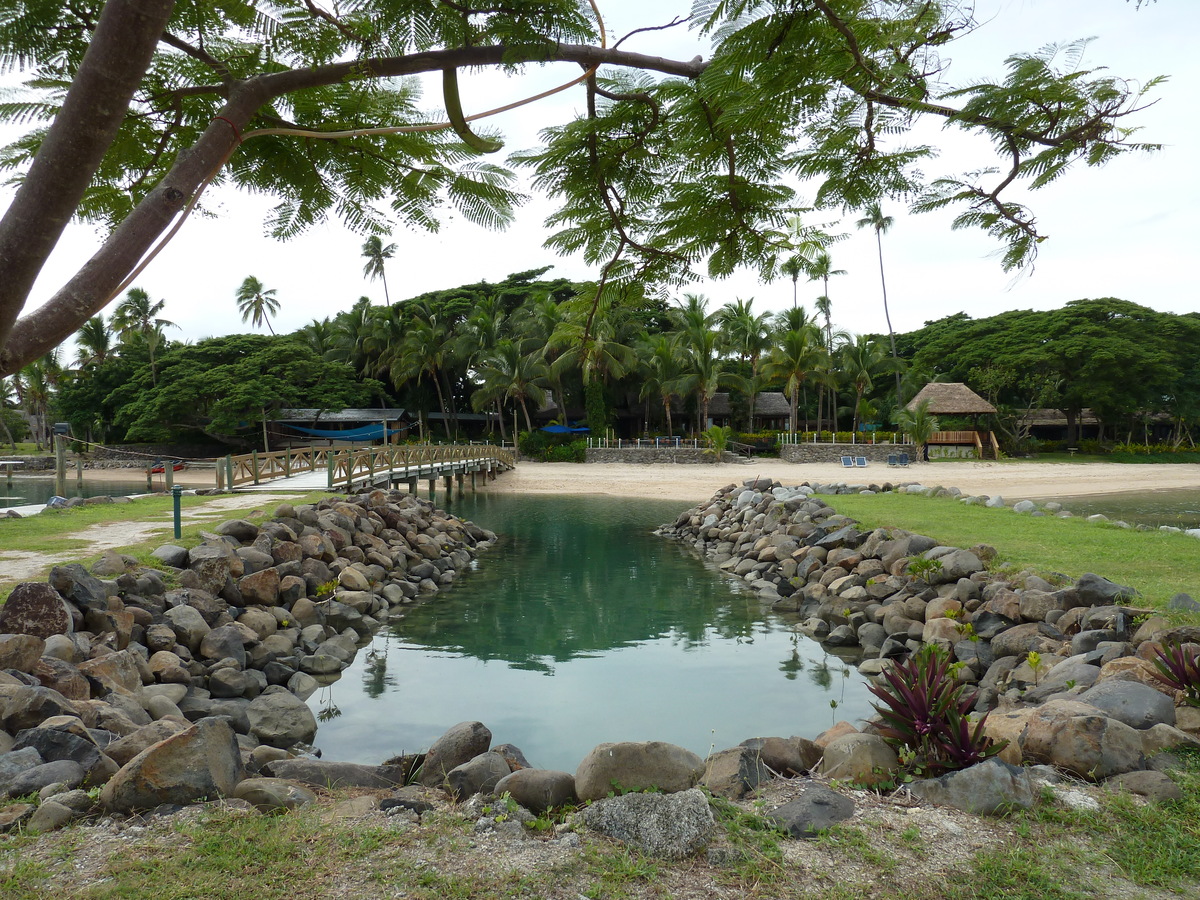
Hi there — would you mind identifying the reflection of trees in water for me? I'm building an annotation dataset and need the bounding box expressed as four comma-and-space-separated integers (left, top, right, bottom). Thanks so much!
362, 646, 398, 699
317, 684, 341, 722
779, 635, 805, 681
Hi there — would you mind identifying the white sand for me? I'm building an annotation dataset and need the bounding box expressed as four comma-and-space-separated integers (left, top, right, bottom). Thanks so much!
477, 459, 1200, 504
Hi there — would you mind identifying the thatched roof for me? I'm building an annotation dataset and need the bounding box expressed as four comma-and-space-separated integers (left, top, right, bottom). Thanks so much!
708, 392, 791, 417
905, 383, 996, 415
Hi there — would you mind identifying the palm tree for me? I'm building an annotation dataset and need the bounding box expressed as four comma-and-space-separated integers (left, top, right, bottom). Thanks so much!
74, 315, 114, 369
839, 335, 900, 433
856, 203, 902, 407
14, 353, 60, 450
235, 276, 280, 334
763, 324, 823, 433
361, 235, 397, 304
719, 298, 771, 427
895, 399, 940, 462
112, 287, 175, 340
671, 328, 731, 432
637, 333, 684, 436
300, 317, 337, 358
473, 339, 548, 433
0, 376, 18, 449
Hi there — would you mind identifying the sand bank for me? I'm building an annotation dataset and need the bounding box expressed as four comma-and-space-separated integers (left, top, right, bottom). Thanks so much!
477, 459, 1200, 505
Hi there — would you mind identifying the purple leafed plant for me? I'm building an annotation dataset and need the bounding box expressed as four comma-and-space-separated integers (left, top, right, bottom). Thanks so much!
868, 643, 1007, 776
1150, 641, 1200, 708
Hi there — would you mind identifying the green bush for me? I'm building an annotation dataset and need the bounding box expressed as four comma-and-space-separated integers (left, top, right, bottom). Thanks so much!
518, 430, 585, 462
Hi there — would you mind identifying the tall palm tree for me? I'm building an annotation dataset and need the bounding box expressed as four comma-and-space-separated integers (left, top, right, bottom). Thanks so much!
14, 353, 60, 450
473, 339, 548, 433
637, 333, 685, 436
235, 276, 280, 334
839, 335, 900, 433
0, 376, 18, 449
361, 235, 397, 304
74, 315, 114, 369
300, 317, 337, 359
856, 203, 902, 407
719, 298, 772, 428
112, 287, 175, 342
763, 324, 823, 433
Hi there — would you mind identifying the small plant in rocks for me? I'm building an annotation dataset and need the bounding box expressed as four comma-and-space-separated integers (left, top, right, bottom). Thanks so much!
905, 556, 943, 586
1151, 640, 1200, 707
868, 644, 1007, 776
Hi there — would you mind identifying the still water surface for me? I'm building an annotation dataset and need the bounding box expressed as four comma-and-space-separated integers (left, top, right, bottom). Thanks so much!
308, 493, 874, 771
0, 476, 168, 509
1038, 489, 1200, 530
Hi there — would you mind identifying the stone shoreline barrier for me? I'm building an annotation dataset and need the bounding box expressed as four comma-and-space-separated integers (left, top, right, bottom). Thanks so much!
2, 477, 1199, 859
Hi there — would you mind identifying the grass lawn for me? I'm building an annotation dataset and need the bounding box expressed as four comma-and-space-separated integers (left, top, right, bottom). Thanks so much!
823, 491, 1200, 609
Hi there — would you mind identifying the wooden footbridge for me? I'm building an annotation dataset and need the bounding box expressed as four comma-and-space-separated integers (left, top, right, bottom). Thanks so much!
215, 444, 515, 497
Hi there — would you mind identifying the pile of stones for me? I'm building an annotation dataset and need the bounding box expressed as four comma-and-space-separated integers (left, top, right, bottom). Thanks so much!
0, 489, 495, 832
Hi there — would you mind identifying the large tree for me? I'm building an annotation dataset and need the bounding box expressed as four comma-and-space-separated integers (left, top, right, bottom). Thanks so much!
0, 1, 1162, 375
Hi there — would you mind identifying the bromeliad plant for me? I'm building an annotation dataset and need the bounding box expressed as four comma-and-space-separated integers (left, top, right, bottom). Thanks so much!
868, 644, 1007, 776
1150, 641, 1200, 707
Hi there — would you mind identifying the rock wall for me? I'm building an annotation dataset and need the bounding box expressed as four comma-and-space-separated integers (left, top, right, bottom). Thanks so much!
585, 448, 742, 464
779, 443, 907, 464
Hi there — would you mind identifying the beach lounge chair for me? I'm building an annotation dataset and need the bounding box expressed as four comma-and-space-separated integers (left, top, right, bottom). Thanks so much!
840, 456, 854, 468
855, 456, 868, 467
898, 452, 910, 467
887, 453, 898, 467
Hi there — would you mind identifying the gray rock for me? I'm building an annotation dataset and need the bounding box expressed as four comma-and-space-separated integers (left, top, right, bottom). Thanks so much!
1075, 573, 1136, 607
767, 783, 855, 838
908, 759, 1035, 815
0, 747, 46, 795
164, 604, 211, 652
701, 746, 771, 799
4, 759, 85, 799
152, 545, 190, 568
0, 803, 36, 833
0, 634, 45, 672
233, 777, 317, 813
493, 769, 576, 813
420, 721, 492, 787
816, 733, 899, 787
12, 727, 102, 776
48, 564, 109, 611
444, 751, 511, 800
1104, 769, 1184, 802
100, 719, 245, 813
104, 719, 190, 767
1079, 681, 1175, 730
26, 798, 82, 833
0, 685, 78, 733
578, 788, 715, 858
575, 741, 705, 802
246, 691, 317, 749
286, 672, 319, 701
1166, 593, 1200, 613
199, 624, 248, 668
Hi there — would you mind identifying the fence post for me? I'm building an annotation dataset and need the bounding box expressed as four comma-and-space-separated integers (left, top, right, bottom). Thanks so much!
327, 450, 335, 490
284, 447, 291, 478
225, 455, 234, 491
251, 449, 260, 485
54, 435, 66, 497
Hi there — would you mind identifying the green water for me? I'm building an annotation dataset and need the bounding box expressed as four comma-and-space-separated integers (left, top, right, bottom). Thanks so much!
0, 476, 158, 509
1039, 489, 1200, 530
308, 493, 874, 771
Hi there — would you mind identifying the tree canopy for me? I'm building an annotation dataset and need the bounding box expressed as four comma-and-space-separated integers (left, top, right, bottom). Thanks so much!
0, 0, 1162, 375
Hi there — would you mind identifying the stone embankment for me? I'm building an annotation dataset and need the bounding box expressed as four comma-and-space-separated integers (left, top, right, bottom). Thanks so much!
3, 477, 1200, 862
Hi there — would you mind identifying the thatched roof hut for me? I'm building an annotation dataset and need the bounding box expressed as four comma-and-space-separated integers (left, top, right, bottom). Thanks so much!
905, 383, 996, 415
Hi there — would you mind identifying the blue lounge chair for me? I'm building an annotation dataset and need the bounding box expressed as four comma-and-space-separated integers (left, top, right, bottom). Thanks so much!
840, 456, 854, 468
898, 452, 910, 467
855, 456, 868, 467
887, 453, 898, 467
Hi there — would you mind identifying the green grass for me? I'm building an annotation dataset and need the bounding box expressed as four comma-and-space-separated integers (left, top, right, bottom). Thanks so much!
822, 491, 1200, 608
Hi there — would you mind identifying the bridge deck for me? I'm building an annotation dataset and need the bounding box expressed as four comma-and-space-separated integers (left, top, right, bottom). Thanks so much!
232, 457, 506, 493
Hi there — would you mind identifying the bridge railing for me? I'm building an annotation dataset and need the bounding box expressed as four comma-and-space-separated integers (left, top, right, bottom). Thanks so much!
219, 443, 515, 490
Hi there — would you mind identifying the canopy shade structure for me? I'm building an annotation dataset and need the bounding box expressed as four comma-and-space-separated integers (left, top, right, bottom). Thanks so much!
286, 423, 405, 441
905, 382, 997, 415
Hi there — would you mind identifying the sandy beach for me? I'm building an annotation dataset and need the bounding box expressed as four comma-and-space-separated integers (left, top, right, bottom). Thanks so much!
475, 459, 1200, 504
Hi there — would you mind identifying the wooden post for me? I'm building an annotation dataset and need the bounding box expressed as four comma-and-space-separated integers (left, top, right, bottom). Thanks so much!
216, 463, 224, 491
455, 472, 464, 497
164, 459, 173, 491
427, 476, 436, 499
54, 435, 66, 497
327, 450, 335, 490
146, 465, 153, 493
251, 449, 260, 485
75, 456, 84, 494
470, 470, 477, 492
225, 455, 234, 492
443, 474, 453, 498
408, 475, 417, 495
285, 447, 292, 478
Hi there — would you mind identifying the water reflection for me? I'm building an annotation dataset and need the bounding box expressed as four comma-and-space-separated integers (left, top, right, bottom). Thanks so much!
310, 493, 876, 771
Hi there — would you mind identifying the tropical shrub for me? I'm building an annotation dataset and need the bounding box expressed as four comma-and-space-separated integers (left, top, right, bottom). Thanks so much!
868, 644, 1006, 776
517, 430, 584, 462
702, 425, 733, 461
1151, 641, 1200, 707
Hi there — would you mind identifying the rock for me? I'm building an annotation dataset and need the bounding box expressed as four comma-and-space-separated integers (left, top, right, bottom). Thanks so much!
739, 736, 822, 777
104, 720, 190, 767
217, 519, 260, 542
238, 569, 281, 606
0, 583, 74, 638
767, 783, 855, 838
152, 545, 190, 568
0, 685, 79, 732
493, 769, 576, 813
908, 759, 1035, 815
420, 721, 492, 787
578, 788, 715, 858
575, 741, 705, 802
1105, 769, 1184, 802
29, 657, 90, 701
0, 634, 45, 672
11, 727, 102, 777
199, 624, 248, 668
443, 751, 511, 800
816, 733, 899, 787
701, 746, 772, 799
4, 759, 85, 798
187, 542, 243, 594
25, 798, 82, 833
1166, 593, 1200, 613
1079, 680, 1176, 730
991, 622, 1064, 658
0, 747, 46, 795
264, 758, 404, 790
77, 649, 143, 694
1020, 702, 1146, 780
163, 604, 211, 652
0, 803, 36, 833
1140, 723, 1200, 757
1075, 573, 1136, 606
99, 718, 245, 813
246, 691, 317, 749
233, 777, 318, 813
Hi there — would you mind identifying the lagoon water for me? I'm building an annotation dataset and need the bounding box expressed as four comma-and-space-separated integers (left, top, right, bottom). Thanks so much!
308, 493, 875, 772
1041, 489, 1200, 530
0, 476, 166, 510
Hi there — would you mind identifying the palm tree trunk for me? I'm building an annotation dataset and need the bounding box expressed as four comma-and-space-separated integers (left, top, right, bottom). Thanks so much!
519, 396, 534, 433
875, 231, 903, 408
430, 372, 452, 440
790, 384, 799, 433
663, 396, 673, 436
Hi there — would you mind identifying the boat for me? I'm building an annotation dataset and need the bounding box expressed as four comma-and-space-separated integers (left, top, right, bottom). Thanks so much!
150, 459, 185, 474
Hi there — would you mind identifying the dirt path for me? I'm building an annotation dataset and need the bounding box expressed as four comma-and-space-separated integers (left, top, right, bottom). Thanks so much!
0, 493, 296, 587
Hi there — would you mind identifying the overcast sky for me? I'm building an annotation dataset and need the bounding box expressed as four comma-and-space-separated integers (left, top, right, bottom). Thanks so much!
4, 0, 1196, 355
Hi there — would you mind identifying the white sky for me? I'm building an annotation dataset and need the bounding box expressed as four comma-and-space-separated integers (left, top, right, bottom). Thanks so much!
3, 0, 1197, 352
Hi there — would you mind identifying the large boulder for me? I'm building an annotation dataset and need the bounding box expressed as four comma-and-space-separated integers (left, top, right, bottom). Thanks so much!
493, 769, 576, 814
246, 691, 317, 749
578, 788, 715, 858
104, 719, 191, 767
99, 718, 245, 813
1078, 680, 1176, 730
48, 564, 109, 611
701, 746, 772, 799
419, 721, 492, 787
0, 685, 79, 733
575, 741, 705, 802
1019, 702, 1145, 780
0, 584, 74, 638
443, 751, 511, 800
767, 783, 855, 838
816, 733, 899, 787
0, 634, 45, 672
908, 759, 1035, 815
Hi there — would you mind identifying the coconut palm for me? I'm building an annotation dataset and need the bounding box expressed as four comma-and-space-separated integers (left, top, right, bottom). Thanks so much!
856, 203, 903, 407
235, 276, 280, 334
74, 315, 114, 369
361, 235, 397, 304
839, 335, 901, 433
473, 339, 548, 433
111, 287, 175, 341
719, 298, 772, 427
763, 324, 823, 433
0, 376, 18, 449
637, 333, 685, 436
895, 399, 940, 462
300, 317, 337, 358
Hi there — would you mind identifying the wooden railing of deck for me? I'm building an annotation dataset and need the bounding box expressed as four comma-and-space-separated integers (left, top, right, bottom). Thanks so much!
218, 443, 514, 490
